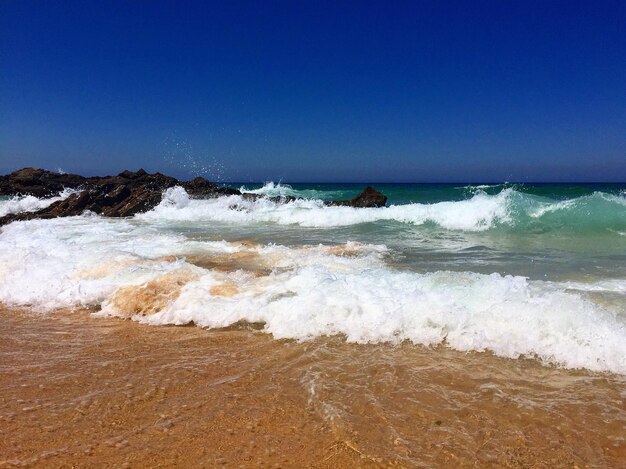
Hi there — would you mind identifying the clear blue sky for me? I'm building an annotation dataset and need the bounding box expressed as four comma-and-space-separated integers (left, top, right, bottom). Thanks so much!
1, 1, 625, 182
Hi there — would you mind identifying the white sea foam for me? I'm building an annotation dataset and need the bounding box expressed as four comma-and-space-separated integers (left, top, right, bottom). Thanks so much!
140, 188, 512, 230
0, 215, 625, 374
140, 187, 626, 233
529, 199, 577, 218
558, 279, 626, 294
0, 188, 77, 217
239, 181, 295, 197
459, 183, 506, 191
132, 267, 625, 374
531, 191, 626, 218
161, 186, 190, 208
239, 181, 343, 200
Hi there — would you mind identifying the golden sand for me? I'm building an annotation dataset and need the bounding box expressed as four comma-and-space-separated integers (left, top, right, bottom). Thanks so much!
0, 306, 624, 468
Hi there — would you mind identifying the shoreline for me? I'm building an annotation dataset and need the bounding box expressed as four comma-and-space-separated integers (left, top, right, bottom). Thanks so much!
1, 306, 624, 467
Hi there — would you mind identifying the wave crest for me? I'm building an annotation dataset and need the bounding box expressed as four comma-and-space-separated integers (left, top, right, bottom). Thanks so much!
0, 188, 78, 217
239, 181, 344, 200
141, 187, 626, 233
0, 218, 624, 374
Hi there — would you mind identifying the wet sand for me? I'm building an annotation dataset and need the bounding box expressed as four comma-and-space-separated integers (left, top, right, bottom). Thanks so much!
0, 306, 624, 468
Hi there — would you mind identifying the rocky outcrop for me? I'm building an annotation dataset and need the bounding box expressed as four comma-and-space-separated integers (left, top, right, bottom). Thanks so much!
0, 167, 88, 197
327, 186, 387, 208
1, 185, 164, 224
0, 168, 388, 226
0, 168, 243, 225
181, 177, 240, 197
0, 167, 239, 199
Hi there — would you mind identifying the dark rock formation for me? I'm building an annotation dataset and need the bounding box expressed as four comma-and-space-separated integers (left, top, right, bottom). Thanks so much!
0, 168, 243, 225
0, 167, 388, 226
0, 167, 243, 199
0, 167, 88, 197
326, 186, 387, 208
182, 177, 240, 197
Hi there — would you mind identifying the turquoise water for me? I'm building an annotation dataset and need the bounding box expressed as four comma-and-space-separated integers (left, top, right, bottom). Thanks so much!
210, 182, 626, 281
234, 181, 626, 203
2, 182, 624, 281
1, 181, 625, 372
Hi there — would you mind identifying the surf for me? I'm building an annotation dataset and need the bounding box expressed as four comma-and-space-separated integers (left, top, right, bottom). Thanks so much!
140, 186, 626, 234
1, 216, 624, 374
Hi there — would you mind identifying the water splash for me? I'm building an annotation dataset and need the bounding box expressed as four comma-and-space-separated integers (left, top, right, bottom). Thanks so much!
163, 137, 226, 182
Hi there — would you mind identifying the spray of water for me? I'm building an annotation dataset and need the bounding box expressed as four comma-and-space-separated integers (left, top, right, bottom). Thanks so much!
163, 137, 226, 182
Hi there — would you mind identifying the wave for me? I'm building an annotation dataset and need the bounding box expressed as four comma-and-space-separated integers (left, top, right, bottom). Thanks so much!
239, 181, 344, 200
144, 187, 511, 230
239, 181, 297, 197
457, 183, 510, 191
0, 216, 624, 374
0, 188, 77, 217
4, 185, 623, 234
142, 187, 626, 233
557, 279, 626, 294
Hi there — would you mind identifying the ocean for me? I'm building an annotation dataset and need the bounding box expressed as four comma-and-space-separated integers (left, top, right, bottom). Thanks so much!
1, 182, 625, 373
1, 181, 625, 466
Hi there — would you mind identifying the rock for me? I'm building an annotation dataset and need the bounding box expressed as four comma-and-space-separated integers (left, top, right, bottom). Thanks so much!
94, 171, 179, 193
102, 188, 162, 217
0, 167, 243, 225
0, 167, 187, 198
0, 167, 388, 225
0, 167, 88, 197
326, 186, 387, 208
102, 185, 131, 206
182, 177, 240, 197
117, 170, 136, 179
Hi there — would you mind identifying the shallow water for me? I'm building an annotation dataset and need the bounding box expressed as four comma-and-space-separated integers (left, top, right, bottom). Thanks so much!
1, 183, 626, 374
1, 307, 624, 467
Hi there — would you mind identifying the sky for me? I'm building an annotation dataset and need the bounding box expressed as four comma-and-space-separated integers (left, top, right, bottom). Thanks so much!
1, 1, 625, 182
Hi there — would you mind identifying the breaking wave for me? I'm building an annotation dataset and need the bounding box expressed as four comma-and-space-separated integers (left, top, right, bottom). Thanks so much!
239, 181, 344, 200
143, 187, 626, 233
0, 216, 624, 374
0, 188, 77, 217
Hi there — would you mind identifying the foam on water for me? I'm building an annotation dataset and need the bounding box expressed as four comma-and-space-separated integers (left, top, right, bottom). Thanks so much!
557, 279, 626, 294
141, 187, 512, 230
161, 186, 190, 208
0, 215, 625, 374
239, 181, 296, 197
0, 188, 77, 217
140, 187, 626, 233
239, 181, 343, 200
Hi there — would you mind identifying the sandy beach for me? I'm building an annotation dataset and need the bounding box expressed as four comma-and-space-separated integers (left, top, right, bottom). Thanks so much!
3, 1, 626, 467
1, 306, 624, 468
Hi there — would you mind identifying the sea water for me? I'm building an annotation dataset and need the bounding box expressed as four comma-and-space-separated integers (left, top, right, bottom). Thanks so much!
1, 182, 625, 374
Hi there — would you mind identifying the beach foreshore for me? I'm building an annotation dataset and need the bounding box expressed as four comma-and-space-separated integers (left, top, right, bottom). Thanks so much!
1, 306, 624, 468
